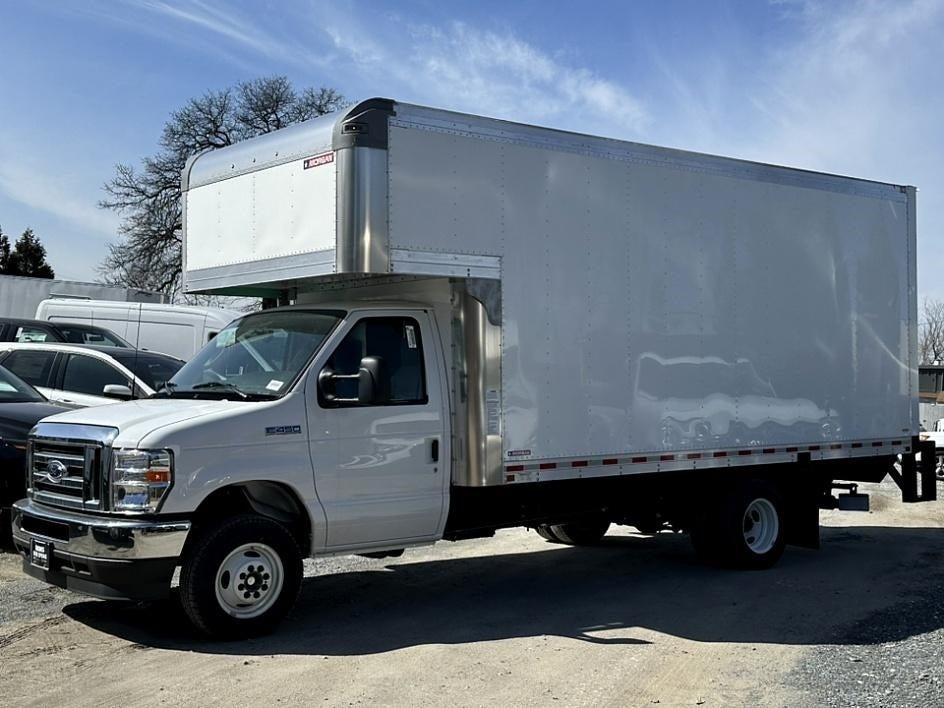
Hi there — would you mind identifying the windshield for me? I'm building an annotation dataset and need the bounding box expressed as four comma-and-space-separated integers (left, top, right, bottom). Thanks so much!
0, 364, 45, 403
162, 310, 342, 399
59, 324, 132, 348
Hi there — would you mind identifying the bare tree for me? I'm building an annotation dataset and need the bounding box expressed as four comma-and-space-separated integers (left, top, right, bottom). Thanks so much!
919, 297, 944, 364
99, 77, 345, 298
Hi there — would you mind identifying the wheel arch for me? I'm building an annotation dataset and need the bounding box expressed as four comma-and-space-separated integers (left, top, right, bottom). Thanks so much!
189, 481, 313, 555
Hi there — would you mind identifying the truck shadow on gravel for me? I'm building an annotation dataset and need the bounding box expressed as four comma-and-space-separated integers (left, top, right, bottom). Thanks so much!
62, 525, 944, 656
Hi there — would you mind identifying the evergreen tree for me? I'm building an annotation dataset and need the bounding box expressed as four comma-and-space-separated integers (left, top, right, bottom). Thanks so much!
5, 228, 55, 278
0, 226, 10, 273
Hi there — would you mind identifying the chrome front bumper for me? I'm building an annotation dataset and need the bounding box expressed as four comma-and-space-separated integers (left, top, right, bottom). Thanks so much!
11, 499, 191, 600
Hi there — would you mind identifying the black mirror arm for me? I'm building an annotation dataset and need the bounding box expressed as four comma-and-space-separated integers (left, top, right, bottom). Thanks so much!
318, 368, 361, 404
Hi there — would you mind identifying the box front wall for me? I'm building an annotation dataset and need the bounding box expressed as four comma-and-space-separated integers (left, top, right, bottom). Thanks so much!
185, 156, 337, 280
388, 124, 913, 462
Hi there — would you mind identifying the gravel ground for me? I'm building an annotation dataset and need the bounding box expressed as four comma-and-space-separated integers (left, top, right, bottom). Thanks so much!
791, 553, 944, 707
1, 478, 943, 707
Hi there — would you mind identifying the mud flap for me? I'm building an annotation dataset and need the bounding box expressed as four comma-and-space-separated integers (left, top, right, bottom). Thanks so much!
783, 481, 820, 549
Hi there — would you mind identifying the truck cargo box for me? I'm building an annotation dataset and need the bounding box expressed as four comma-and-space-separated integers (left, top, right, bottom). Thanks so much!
183, 99, 917, 487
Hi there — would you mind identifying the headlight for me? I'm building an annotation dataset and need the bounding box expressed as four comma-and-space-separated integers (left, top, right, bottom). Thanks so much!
111, 449, 173, 513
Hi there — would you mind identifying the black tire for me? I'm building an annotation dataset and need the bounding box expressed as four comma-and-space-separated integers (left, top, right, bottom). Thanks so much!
179, 514, 303, 639
691, 480, 785, 570
535, 525, 562, 542
549, 520, 610, 546
0, 507, 11, 548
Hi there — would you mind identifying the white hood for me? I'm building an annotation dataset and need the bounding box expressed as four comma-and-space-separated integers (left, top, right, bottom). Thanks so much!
40, 398, 269, 447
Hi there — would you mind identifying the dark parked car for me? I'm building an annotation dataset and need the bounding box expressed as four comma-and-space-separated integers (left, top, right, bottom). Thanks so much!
0, 317, 132, 348
0, 365, 72, 542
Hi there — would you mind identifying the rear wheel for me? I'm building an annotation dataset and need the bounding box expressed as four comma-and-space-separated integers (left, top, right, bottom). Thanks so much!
549, 520, 610, 546
691, 480, 785, 569
534, 525, 561, 542
179, 514, 303, 638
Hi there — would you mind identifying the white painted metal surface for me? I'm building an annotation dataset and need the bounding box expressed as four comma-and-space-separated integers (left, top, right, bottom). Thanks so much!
385, 106, 915, 464
0, 342, 157, 406
303, 309, 448, 548
184, 114, 337, 286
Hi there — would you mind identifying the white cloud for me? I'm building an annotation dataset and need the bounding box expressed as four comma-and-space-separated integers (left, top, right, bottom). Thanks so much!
322, 19, 649, 135
101, 0, 333, 72
93, 3, 649, 135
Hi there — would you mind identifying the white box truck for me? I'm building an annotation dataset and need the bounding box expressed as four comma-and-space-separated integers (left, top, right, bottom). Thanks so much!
11, 99, 935, 638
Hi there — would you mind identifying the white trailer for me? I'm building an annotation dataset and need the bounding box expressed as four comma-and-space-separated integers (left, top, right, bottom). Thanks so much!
11, 99, 935, 638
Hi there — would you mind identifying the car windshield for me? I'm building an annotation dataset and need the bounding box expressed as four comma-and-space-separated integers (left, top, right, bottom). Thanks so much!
111, 352, 185, 391
58, 324, 132, 348
0, 364, 45, 403
162, 310, 342, 399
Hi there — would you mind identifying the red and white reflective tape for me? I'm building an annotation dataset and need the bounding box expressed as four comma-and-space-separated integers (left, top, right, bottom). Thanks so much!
503, 438, 909, 479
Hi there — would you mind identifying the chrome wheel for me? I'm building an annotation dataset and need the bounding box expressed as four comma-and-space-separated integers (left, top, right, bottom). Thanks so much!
214, 543, 284, 619
742, 498, 779, 555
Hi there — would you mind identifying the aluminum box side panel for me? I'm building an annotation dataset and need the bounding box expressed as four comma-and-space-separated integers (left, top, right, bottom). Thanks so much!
387, 122, 914, 464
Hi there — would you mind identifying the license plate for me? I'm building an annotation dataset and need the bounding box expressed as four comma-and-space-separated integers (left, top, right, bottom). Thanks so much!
30, 539, 50, 570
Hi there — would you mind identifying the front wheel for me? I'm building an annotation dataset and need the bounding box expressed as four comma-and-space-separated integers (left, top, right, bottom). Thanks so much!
179, 514, 303, 638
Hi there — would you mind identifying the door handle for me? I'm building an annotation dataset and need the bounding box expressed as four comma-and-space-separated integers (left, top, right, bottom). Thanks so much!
429, 438, 439, 463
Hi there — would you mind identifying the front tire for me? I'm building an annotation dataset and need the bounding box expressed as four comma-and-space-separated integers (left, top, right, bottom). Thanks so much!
179, 514, 303, 638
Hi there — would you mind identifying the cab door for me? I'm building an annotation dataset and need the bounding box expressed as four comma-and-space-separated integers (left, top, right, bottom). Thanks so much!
306, 311, 448, 549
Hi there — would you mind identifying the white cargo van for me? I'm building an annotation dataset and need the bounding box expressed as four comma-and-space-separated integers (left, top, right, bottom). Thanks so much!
11, 99, 935, 639
35, 300, 241, 360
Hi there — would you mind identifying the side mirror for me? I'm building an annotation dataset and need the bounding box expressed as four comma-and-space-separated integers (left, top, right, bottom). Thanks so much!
103, 384, 134, 400
357, 356, 387, 404
318, 356, 387, 405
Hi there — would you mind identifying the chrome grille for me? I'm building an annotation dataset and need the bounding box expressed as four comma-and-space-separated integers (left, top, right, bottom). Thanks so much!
29, 440, 105, 511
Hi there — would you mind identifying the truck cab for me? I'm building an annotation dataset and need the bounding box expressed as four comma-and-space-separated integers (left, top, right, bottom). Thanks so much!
12, 302, 453, 633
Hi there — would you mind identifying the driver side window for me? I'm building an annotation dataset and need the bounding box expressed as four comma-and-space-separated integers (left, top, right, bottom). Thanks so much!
62, 354, 131, 397
322, 317, 427, 407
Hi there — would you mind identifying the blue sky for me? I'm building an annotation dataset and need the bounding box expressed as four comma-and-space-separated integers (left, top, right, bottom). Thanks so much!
1, 0, 942, 296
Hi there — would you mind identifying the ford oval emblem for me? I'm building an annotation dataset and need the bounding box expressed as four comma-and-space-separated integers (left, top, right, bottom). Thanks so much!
45, 459, 68, 483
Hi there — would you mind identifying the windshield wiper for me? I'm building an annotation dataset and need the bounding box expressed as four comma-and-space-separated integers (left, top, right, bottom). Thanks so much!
190, 381, 249, 400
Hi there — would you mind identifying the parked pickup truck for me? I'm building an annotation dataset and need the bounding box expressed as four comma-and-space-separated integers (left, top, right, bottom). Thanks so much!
10, 99, 935, 638
920, 420, 944, 477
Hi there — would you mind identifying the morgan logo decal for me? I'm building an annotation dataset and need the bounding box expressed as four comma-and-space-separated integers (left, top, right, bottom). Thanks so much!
266, 425, 303, 436
303, 152, 334, 169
